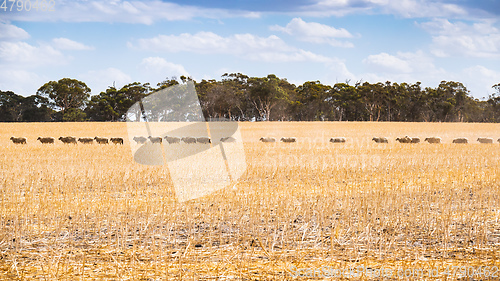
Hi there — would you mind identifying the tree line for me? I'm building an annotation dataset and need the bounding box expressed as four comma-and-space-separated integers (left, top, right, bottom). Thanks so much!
1, 74, 500, 122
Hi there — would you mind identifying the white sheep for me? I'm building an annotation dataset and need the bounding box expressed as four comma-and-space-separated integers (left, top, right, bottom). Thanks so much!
452, 137, 468, 144
10, 137, 27, 144
424, 137, 441, 144
220, 136, 236, 142
37, 137, 54, 144
164, 136, 181, 144
78, 137, 94, 144
110, 137, 124, 145
477, 137, 493, 144
196, 137, 211, 144
280, 137, 297, 143
372, 137, 388, 143
182, 137, 197, 144
59, 136, 77, 144
259, 137, 276, 143
148, 136, 162, 144
133, 136, 147, 144
94, 136, 109, 144
330, 137, 346, 143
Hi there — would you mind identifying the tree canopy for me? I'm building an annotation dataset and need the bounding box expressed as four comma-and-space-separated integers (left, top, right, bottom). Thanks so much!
2, 75, 500, 122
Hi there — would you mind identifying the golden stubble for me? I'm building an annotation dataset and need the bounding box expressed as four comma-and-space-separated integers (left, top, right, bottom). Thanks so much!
0, 121, 499, 279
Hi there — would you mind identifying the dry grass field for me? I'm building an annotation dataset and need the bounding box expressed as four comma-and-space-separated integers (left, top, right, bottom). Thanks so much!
1, 122, 500, 280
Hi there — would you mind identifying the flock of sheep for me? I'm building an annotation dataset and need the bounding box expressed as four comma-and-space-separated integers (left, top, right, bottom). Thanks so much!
9, 136, 124, 145
9, 135, 500, 145
259, 136, 500, 144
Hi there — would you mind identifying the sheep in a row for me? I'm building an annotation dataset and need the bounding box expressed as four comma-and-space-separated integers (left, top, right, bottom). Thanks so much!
477, 137, 493, 144
425, 137, 441, 143
280, 137, 297, 143
59, 136, 77, 144
10, 137, 27, 144
132, 135, 231, 144
372, 137, 389, 143
452, 137, 468, 144
330, 137, 346, 143
37, 137, 54, 144
78, 137, 94, 144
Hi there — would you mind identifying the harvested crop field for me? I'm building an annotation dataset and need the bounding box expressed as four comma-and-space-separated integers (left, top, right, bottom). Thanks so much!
1, 122, 500, 280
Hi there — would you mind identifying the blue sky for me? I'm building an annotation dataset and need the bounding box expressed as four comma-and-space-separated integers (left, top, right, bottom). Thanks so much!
1, 0, 500, 99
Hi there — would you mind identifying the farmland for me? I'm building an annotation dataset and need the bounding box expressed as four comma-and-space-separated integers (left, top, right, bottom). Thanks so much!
1, 122, 500, 280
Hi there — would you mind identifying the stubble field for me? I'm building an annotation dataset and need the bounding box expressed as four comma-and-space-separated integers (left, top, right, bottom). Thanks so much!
0, 122, 500, 280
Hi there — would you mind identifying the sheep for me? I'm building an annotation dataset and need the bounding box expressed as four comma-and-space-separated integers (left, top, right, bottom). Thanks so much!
196, 137, 211, 144
259, 137, 276, 143
477, 137, 493, 144
94, 136, 109, 144
330, 137, 346, 143
220, 137, 236, 142
498, 138, 500, 143
133, 136, 147, 144
59, 136, 77, 144
182, 137, 197, 144
10, 137, 27, 144
78, 137, 94, 144
281, 137, 297, 143
148, 136, 162, 144
396, 136, 412, 143
37, 137, 54, 144
164, 136, 181, 144
110, 137, 124, 145
425, 137, 441, 144
452, 137, 468, 144
411, 137, 420, 143
372, 137, 388, 143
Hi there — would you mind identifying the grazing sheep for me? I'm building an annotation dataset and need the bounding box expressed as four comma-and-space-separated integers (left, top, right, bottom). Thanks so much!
330, 137, 346, 143
396, 136, 412, 143
148, 136, 162, 144
281, 137, 297, 143
477, 137, 493, 144
452, 137, 468, 144
59, 136, 77, 144
182, 137, 197, 144
110, 137, 124, 145
196, 137, 211, 144
10, 137, 27, 144
164, 136, 181, 144
372, 137, 388, 143
411, 137, 420, 143
78, 137, 94, 144
94, 136, 109, 144
37, 137, 54, 144
221, 136, 236, 142
259, 137, 276, 143
133, 136, 147, 144
425, 137, 441, 144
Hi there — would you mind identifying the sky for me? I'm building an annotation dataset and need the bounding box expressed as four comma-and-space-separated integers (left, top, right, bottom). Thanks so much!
1, 0, 500, 99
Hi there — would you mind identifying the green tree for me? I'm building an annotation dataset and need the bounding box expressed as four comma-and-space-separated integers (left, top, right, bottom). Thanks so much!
36, 78, 91, 121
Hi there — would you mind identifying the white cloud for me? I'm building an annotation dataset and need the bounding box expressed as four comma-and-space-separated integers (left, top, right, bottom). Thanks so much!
52, 38, 94, 50
0, 41, 68, 67
420, 19, 500, 58
360, 50, 449, 88
462, 65, 500, 98
79, 68, 132, 94
0, 69, 45, 96
0, 21, 30, 41
129, 31, 334, 63
3, 0, 260, 24
270, 18, 354, 47
138, 57, 189, 84
301, 0, 471, 19
364, 52, 412, 73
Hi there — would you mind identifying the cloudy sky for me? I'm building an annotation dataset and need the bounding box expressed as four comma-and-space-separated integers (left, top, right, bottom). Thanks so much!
1, 0, 500, 99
